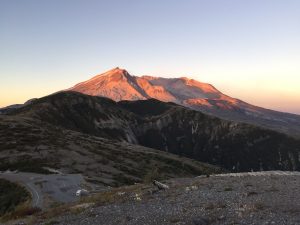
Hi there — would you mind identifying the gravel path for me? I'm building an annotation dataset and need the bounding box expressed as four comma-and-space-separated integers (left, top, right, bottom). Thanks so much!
36, 171, 300, 225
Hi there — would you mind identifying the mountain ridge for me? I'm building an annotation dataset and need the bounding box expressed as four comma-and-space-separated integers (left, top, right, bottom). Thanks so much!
67, 67, 300, 137
7, 91, 300, 172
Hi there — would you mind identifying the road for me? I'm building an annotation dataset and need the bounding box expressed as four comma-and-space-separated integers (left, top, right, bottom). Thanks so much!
0, 172, 87, 209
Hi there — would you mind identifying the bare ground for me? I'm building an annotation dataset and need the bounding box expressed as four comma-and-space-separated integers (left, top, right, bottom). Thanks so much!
33, 172, 300, 225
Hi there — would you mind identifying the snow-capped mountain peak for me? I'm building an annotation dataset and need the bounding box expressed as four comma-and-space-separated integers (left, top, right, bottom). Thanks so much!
67, 67, 300, 137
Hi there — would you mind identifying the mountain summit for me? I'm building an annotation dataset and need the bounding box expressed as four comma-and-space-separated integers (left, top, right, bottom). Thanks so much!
69, 67, 145, 101
69, 67, 236, 104
68, 68, 300, 137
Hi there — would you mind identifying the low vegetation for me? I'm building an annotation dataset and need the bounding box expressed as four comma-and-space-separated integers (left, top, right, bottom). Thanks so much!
0, 179, 30, 216
0, 159, 53, 174
0, 178, 39, 221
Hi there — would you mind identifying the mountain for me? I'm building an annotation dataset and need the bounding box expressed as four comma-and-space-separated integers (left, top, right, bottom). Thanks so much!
69, 67, 300, 137
7, 91, 300, 172
0, 104, 23, 115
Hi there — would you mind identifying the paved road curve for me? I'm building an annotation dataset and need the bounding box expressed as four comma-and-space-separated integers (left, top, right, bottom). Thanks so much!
0, 172, 86, 209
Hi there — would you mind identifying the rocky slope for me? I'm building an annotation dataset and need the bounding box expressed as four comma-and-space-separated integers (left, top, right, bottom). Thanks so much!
68, 67, 300, 137
7, 91, 300, 172
0, 115, 221, 187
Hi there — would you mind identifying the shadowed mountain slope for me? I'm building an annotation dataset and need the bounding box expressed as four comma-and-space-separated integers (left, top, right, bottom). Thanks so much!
8, 91, 300, 172
0, 114, 222, 187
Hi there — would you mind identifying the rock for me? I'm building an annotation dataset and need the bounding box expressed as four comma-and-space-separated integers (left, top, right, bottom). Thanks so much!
153, 180, 169, 190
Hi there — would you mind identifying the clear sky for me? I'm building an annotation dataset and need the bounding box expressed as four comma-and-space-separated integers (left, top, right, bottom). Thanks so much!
1, 0, 300, 114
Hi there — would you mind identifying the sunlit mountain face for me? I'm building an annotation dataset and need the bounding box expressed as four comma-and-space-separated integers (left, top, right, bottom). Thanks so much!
68, 68, 300, 137
69, 67, 229, 102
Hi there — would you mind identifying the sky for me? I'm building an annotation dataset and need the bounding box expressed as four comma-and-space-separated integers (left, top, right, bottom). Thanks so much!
0, 0, 300, 114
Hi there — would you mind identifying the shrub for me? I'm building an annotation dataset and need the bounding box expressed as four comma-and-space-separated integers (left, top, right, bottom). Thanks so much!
0, 179, 30, 217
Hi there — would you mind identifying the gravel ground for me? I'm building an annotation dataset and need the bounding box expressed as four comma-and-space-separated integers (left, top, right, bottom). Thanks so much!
37, 172, 300, 225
